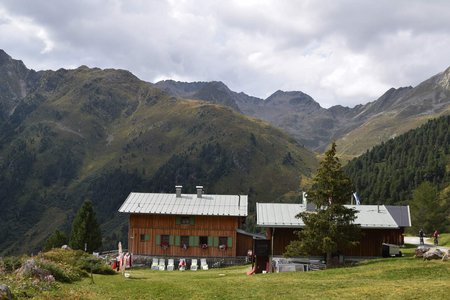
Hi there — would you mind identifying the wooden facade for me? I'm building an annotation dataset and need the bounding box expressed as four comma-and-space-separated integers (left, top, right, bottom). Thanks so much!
266, 227, 405, 257
128, 214, 246, 257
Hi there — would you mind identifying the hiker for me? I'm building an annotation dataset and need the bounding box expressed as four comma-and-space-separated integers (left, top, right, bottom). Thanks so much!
419, 229, 425, 245
432, 230, 439, 246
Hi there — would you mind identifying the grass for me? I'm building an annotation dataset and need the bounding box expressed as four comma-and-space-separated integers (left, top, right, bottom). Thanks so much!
34, 249, 449, 300
435, 233, 450, 247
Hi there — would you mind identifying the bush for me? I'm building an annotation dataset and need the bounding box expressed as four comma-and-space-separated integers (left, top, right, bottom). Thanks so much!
0, 256, 23, 273
38, 248, 116, 276
36, 259, 86, 283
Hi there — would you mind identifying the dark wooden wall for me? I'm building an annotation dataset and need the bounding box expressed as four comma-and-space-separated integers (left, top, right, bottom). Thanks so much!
236, 233, 253, 257
268, 227, 405, 257
128, 214, 241, 257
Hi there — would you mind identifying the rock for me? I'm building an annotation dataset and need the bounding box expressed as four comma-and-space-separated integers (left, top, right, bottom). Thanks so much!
61, 245, 71, 250
0, 284, 13, 300
16, 259, 37, 277
15, 259, 51, 280
414, 246, 430, 258
442, 254, 448, 261
423, 248, 444, 260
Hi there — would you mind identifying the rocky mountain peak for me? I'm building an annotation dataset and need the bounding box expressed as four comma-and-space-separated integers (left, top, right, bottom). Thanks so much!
265, 90, 320, 108
0, 49, 12, 64
438, 66, 450, 90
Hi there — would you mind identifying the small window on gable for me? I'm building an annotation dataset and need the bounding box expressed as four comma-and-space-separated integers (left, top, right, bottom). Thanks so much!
177, 216, 195, 225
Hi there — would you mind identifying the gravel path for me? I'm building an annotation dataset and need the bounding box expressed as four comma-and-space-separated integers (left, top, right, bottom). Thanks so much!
404, 236, 449, 252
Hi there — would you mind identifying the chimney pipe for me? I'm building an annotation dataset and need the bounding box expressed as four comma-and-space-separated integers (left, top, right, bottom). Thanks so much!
176, 185, 182, 198
196, 186, 203, 198
377, 204, 380, 213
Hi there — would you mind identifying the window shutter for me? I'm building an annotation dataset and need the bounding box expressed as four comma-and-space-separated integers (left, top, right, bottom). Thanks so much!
175, 235, 180, 246
193, 236, 199, 246
189, 236, 195, 246
145, 234, 150, 241
190, 216, 195, 225
213, 236, 219, 247
227, 237, 233, 248
169, 235, 175, 246
156, 234, 161, 245
176, 216, 181, 225
208, 236, 213, 246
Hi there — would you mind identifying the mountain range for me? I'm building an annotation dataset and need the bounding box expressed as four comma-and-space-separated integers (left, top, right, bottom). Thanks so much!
1, 48, 450, 255
156, 67, 450, 156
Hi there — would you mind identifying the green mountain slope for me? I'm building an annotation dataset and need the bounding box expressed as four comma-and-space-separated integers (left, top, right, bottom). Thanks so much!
0, 52, 317, 255
343, 115, 450, 205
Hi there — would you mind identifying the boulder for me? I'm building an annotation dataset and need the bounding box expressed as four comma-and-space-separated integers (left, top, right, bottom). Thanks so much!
423, 248, 444, 260
61, 245, 71, 250
414, 246, 430, 258
0, 284, 12, 300
15, 259, 51, 280
16, 259, 37, 277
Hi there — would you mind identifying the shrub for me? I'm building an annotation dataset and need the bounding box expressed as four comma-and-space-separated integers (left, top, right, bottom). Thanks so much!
1, 256, 23, 273
36, 259, 86, 283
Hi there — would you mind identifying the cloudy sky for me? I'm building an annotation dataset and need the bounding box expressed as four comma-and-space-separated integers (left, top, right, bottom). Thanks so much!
1, 0, 450, 107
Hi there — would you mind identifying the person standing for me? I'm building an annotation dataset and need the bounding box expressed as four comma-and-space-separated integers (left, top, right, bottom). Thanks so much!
419, 229, 424, 245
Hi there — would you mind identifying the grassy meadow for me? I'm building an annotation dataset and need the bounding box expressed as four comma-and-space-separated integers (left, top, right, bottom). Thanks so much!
31, 246, 449, 300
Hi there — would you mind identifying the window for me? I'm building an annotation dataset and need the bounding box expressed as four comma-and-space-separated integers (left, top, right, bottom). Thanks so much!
181, 236, 189, 249
161, 235, 170, 247
140, 234, 150, 242
200, 236, 208, 249
219, 236, 227, 250
176, 216, 195, 225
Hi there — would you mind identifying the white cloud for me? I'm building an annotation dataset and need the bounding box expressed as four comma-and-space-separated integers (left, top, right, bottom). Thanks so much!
1, 0, 450, 107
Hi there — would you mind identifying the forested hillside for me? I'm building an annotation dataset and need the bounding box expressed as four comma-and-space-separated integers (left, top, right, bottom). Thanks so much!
344, 115, 450, 205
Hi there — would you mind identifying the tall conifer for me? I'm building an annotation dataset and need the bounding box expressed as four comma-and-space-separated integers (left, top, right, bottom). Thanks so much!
69, 200, 102, 252
285, 142, 361, 266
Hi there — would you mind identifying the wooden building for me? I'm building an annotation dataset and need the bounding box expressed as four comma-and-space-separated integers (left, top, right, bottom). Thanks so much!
119, 186, 252, 257
256, 203, 411, 258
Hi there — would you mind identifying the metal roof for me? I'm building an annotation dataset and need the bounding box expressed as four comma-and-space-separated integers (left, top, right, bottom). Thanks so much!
118, 192, 248, 216
256, 203, 411, 229
256, 203, 305, 228
385, 205, 412, 227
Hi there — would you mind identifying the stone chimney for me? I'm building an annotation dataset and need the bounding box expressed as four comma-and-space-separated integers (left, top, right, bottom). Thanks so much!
196, 186, 203, 198
176, 185, 182, 198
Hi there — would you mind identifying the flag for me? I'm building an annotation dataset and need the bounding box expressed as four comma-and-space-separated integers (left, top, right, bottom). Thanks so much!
353, 192, 361, 205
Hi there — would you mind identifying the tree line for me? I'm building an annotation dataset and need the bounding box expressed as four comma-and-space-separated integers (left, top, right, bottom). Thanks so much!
344, 115, 450, 205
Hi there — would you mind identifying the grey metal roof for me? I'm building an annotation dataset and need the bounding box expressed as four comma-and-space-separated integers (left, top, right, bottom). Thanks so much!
256, 203, 411, 229
256, 203, 305, 228
385, 205, 412, 227
118, 192, 248, 216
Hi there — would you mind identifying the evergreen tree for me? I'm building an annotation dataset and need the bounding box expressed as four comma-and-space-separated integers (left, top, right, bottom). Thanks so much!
43, 229, 68, 251
285, 142, 361, 266
69, 200, 102, 252
409, 181, 449, 234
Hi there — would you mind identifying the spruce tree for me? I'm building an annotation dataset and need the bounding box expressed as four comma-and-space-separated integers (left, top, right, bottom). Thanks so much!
69, 200, 102, 252
285, 142, 361, 266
